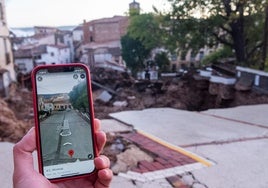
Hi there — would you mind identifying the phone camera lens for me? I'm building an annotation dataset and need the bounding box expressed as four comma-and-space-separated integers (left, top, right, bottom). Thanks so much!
88, 154, 93, 159
37, 76, 43, 81
80, 74, 85, 79
73, 74, 78, 79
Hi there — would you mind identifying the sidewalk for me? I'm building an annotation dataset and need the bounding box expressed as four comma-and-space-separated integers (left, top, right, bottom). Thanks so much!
110, 104, 268, 188
2, 105, 268, 187
0, 142, 14, 188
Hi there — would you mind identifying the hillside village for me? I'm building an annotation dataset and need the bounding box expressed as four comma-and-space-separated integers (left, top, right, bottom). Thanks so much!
12, 16, 128, 86
3, 0, 218, 95
1, 1, 268, 187
1, 0, 268, 143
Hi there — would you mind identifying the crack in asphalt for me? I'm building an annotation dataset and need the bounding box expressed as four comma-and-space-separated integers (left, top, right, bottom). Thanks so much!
183, 172, 209, 188
181, 135, 268, 148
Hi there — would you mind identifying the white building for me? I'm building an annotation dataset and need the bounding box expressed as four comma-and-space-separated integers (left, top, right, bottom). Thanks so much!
13, 48, 33, 74
72, 25, 83, 42
15, 44, 71, 74
60, 31, 74, 62
0, 0, 16, 97
36, 44, 71, 65
13, 26, 74, 74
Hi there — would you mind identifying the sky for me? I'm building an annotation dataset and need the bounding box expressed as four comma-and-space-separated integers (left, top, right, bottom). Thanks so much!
5, 0, 170, 28
36, 72, 86, 94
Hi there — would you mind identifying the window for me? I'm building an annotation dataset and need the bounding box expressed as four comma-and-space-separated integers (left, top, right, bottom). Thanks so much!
18, 63, 27, 72
0, 3, 4, 20
34, 55, 41, 60
3, 39, 10, 64
51, 52, 54, 56
5, 53, 10, 64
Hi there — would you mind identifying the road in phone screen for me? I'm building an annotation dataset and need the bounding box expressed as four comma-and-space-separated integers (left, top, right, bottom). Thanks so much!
36, 68, 94, 179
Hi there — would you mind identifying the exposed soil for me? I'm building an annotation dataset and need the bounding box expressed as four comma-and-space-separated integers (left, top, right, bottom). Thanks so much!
2, 67, 268, 185
1, 68, 268, 143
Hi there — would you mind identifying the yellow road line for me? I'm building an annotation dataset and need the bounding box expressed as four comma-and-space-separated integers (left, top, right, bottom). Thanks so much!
137, 130, 213, 167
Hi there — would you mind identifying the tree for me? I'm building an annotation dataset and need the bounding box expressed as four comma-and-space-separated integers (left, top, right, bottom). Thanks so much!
261, 2, 268, 70
128, 13, 164, 50
164, 0, 266, 67
121, 34, 151, 75
122, 13, 171, 75
154, 52, 170, 72
69, 81, 88, 111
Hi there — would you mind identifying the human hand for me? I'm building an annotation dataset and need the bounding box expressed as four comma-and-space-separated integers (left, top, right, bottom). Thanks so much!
13, 119, 113, 188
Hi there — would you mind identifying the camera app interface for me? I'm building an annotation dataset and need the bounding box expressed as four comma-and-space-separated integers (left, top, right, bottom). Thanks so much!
35, 67, 94, 179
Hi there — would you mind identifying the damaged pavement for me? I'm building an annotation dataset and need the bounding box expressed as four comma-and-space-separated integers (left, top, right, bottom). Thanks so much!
107, 106, 268, 188
1, 67, 268, 187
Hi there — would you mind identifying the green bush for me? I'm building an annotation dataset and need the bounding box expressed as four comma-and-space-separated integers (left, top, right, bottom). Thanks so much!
201, 47, 233, 66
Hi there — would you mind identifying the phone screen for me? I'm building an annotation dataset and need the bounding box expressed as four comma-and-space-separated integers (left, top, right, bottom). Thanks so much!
34, 65, 95, 180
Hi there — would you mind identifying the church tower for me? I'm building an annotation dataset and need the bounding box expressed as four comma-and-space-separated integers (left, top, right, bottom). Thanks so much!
129, 0, 140, 15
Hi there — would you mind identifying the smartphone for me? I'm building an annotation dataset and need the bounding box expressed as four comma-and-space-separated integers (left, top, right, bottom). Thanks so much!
31, 63, 97, 182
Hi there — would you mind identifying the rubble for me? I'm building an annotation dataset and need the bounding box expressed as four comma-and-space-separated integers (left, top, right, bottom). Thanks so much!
111, 144, 154, 174
1, 67, 268, 179
0, 83, 33, 142
113, 101, 128, 107
93, 68, 268, 119
2, 68, 268, 141
96, 90, 113, 103
0, 98, 29, 142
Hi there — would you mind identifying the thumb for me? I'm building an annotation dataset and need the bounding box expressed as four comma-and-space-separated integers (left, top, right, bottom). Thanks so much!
13, 127, 36, 175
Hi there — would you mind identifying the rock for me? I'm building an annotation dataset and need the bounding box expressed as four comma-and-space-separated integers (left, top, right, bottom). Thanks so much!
111, 145, 154, 174
219, 84, 235, 100
209, 83, 219, 95
235, 77, 253, 91
113, 101, 128, 107
127, 96, 136, 100
96, 90, 113, 103
142, 95, 156, 108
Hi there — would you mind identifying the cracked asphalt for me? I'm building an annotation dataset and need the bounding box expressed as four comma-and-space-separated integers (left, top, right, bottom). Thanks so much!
110, 104, 268, 188
1, 104, 268, 188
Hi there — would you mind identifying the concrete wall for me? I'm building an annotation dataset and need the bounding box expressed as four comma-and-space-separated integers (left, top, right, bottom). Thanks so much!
236, 66, 268, 91
83, 16, 129, 44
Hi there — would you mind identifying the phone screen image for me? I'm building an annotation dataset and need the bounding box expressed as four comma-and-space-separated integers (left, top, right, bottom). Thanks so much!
33, 65, 95, 180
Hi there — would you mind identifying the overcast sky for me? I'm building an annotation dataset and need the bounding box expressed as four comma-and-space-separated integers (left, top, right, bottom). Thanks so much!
6, 0, 170, 28
36, 72, 86, 94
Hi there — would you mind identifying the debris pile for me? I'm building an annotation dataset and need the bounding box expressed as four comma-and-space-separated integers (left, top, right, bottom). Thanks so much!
0, 98, 28, 142
0, 83, 33, 142
93, 68, 268, 119
102, 133, 154, 174
2, 68, 268, 142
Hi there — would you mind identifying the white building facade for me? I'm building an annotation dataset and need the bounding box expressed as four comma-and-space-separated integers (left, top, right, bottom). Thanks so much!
0, 0, 16, 97
15, 44, 71, 74
36, 45, 71, 65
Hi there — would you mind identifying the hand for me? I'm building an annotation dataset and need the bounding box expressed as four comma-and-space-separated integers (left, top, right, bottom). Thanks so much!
13, 119, 113, 188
